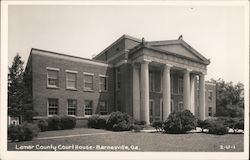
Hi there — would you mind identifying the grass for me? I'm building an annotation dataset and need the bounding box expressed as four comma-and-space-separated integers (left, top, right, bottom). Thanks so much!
8, 128, 244, 152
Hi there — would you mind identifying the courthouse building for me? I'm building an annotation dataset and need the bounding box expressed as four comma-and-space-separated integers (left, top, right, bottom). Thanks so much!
21, 34, 216, 126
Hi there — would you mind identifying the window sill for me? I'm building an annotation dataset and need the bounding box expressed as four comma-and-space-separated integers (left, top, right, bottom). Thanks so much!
99, 90, 108, 93
47, 86, 59, 89
84, 89, 94, 92
66, 88, 78, 91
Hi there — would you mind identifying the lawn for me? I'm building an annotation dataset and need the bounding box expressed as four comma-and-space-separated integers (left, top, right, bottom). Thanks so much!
8, 128, 244, 152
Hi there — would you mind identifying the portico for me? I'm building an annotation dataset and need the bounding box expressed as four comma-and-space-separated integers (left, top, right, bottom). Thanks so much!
130, 41, 209, 125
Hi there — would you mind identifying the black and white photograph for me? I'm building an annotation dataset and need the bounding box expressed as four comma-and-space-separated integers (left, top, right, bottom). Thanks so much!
0, 0, 249, 160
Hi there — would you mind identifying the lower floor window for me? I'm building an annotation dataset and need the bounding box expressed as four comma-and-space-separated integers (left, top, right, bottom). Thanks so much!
68, 99, 77, 116
48, 98, 58, 116
85, 100, 93, 116
208, 107, 212, 116
99, 101, 108, 115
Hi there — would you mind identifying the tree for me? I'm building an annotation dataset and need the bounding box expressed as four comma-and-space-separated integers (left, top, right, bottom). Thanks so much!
8, 53, 37, 122
210, 79, 244, 118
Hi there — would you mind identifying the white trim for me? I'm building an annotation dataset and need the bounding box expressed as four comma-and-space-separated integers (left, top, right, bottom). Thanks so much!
32, 49, 112, 67
66, 71, 77, 90
66, 70, 78, 73
114, 60, 128, 67
46, 67, 60, 71
83, 73, 94, 91
83, 72, 94, 76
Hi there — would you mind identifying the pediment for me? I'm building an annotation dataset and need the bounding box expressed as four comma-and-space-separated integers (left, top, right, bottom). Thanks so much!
150, 43, 203, 62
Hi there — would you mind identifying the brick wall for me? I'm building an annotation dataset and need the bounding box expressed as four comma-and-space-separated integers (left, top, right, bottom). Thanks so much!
31, 50, 114, 118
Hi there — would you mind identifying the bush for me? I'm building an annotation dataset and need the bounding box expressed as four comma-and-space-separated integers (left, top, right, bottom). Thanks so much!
131, 124, 143, 132
88, 114, 99, 128
162, 110, 197, 134
208, 123, 228, 135
37, 119, 48, 132
133, 120, 146, 125
151, 121, 163, 132
60, 116, 76, 130
224, 117, 244, 133
88, 115, 109, 129
235, 118, 244, 131
106, 111, 132, 131
20, 122, 40, 141
8, 125, 23, 142
197, 119, 213, 132
47, 116, 61, 130
8, 122, 39, 142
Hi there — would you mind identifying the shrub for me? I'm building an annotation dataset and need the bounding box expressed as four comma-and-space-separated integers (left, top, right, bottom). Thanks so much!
131, 124, 143, 132
8, 125, 23, 142
36, 119, 48, 132
88, 115, 109, 129
151, 121, 163, 132
162, 110, 197, 134
60, 116, 76, 130
8, 122, 39, 142
197, 119, 212, 132
106, 111, 132, 131
47, 116, 61, 130
235, 118, 244, 131
133, 120, 146, 125
208, 123, 228, 135
20, 122, 40, 141
88, 114, 99, 128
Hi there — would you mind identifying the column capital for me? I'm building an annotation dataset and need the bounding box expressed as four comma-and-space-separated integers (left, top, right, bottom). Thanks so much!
164, 63, 173, 68
185, 68, 192, 73
141, 59, 152, 64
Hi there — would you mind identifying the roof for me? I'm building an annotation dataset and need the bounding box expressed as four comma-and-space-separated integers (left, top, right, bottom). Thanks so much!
93, 34, 142, 59
30, 48, 111, 67
129, 37, 210, 65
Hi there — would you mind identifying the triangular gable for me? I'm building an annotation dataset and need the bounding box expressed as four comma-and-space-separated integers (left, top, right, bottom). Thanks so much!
150, 44, 203, 62
147, 40, 210, 64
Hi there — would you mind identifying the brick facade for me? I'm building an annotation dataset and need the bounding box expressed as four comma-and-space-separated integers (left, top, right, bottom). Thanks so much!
25, 34, 216, 125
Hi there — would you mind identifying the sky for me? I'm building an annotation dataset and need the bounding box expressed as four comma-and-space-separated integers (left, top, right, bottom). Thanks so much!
7, 4, 246, 83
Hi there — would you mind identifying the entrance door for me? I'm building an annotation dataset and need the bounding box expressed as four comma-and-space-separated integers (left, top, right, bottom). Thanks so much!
149, 100, 154, 122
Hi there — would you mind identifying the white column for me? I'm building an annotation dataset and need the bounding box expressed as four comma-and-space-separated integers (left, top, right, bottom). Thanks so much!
132, 64, 140, 121
183, 69, 191, 111
190, 74, 196, 115
199, 73, 206, 120
162, 64, 172, 121
140, 60, 150, 124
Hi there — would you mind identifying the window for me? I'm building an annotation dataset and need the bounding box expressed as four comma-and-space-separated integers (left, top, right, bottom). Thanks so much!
66, 71, 77, 89
99, 101, 108, 115
84, 100, 93, 116
178, 101, 183, 112
208, 91, 213, 102
48, 98, 58, 116
171, 76, 174, 94
171, 99, 174, 112
83, 73, 94, 91
149, 71, 155, 92
116, 68, 121, 90
99, 75, 108, 92
47, 68, 59, 88
149, 100, 154, 117
67, 99, 77, 116
208, 107, 212, 116
178, 78, 183, 94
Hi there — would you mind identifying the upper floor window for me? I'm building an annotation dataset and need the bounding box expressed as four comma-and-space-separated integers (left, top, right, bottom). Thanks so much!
178, 78, 183, 95
84, 100, 93, 116
83, 72, 94, 91
48, 98, 58, 116
67, 99, 77, 116
99, 101, 108, 115
66, 70, 77, 90
208, 91, 213, 102
99, 75, 108, 92
116, 68, 121, 90
47, 67, 59, 88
